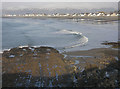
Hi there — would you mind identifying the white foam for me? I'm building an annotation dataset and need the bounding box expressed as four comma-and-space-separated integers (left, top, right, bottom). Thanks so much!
29, 47, 34, 51
32, 45, 55, 48
55, 29, 82, 35
18, 45, 29, 48
0, 51, 3, 54
3, 48, 11, 52
65, 36, 88, 49
2, 46, 29, 53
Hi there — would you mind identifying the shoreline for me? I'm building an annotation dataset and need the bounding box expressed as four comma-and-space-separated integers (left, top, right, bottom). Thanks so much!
2, 16, 119, 21
1, 41, 119, 54
2, 44, 119, 87
64, 47, 118, 57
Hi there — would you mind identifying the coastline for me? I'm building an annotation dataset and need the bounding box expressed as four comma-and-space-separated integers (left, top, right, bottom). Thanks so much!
64, 47, 118, 57
2, 2, 119, 87
2, 43, 120, 87
2, 16, 119, 21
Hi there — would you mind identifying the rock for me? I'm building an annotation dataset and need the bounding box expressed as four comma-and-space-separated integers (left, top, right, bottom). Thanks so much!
2, 46, 72, 87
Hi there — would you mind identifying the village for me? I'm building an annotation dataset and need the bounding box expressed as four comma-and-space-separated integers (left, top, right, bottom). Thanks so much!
3, 12, 120, 17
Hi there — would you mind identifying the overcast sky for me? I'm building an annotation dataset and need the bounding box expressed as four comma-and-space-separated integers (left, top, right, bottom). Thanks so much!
1, 0, 119, 2
2, 2, 118, 10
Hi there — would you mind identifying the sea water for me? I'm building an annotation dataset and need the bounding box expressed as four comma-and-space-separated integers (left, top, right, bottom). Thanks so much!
2, 18, 118, 52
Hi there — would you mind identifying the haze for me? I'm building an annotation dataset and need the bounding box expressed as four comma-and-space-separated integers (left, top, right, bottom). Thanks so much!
2, 2, 118, 10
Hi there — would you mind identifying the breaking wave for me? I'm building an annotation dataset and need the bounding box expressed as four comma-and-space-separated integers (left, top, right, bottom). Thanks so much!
56, 29, 82, 35
55, 29, 88, 49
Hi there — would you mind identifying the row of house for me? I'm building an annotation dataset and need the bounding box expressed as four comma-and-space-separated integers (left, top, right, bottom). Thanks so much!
3, 12, 120, 17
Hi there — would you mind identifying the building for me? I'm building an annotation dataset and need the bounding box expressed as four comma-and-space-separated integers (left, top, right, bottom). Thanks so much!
111, 13, 117, 16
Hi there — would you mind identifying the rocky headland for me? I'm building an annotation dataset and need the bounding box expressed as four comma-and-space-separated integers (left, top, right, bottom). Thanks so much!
2, 45, 120, 88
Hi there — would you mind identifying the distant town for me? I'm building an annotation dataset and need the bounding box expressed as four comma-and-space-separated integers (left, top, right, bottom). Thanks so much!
2, 12, 120, 17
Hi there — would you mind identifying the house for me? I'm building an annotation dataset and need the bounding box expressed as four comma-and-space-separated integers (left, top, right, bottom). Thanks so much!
5, 14, 12, 16
64, 13, 70, 16
47, 14, 51, 17
53, 13, 60, 16
72, 13, 77, 17
96, 12, 105, 16
116, 14, 120, 16
92, 13, 97, 16
25, 14, 29, 16
87, 13, 92, 16
106, 14, 111, 16
80, 13, 85, 16
111, 13, 117, 16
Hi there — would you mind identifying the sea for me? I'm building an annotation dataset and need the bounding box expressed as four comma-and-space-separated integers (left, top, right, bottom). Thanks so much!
2, 17, 118, 52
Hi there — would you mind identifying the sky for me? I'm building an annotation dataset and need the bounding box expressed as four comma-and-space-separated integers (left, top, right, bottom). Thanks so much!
1, 0, 120, 2
2, 2, 118, 10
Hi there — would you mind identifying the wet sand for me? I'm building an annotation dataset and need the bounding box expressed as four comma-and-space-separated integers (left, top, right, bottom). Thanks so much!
65, 48, 118, 57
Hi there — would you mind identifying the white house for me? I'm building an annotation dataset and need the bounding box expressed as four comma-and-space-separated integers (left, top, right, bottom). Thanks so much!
80, 13, 85, 16
96, 12, 105, 16
106, 14, 111, 16
72, 13, 77, 17
116, 14, 120, 16
47, 14, 51, 17
53, 13, 60, 16
92, 13, 97, 16
87, 13, 92, 16
64, 13, 70, 16
25, 14, 29, 16
111, 13, 117, 16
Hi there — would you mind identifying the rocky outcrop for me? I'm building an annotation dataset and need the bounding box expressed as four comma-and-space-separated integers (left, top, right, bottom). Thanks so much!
2, 46, 72, 87
2, 46, 120, 87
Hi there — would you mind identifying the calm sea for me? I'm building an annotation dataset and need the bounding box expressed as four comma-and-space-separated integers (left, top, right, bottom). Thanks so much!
2, 18, 118, 52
